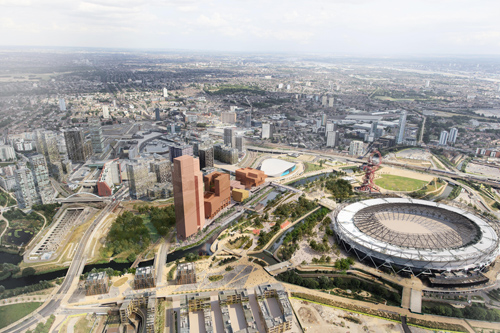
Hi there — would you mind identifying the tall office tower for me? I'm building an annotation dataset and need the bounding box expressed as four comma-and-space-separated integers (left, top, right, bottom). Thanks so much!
15, 168, 38, 208
396, 111, 407, 144
29, 154, 55, 205
223, 127, 235, 147
151, 158, 171, 183
235, 136, 245, 152
321, 114, 327, 126
426, 80, 430, 88
199, 146, 214, 169
328, 97, 334, 108
321, 96, 328, 106
245, 113, 252, 128
326, 131, 339, 148
59, 98, 66, 111
370, 122, 378, 135
349, 140, 365, 156
169, 144, 193, 162
0, 145, 15, 161
220, 112, 237, 124
261, 123, 274, 139
439, 131, 449, 145
102, 105, 110, 119
89, 118, 105, 154
448, 127, 458, 144
163, 87, 168, 98
203, 172, 230, 219
64, 129, 92, 163
170, 123, 176, 134
34, 130, 63, 180
127, 162, 156, 199
155, 108, 161, 121
173, 156, 205, 240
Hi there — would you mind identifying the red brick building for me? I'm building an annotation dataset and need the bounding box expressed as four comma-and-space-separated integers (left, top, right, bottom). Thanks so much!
235, 167, 267, 189
203, 172, 231, 219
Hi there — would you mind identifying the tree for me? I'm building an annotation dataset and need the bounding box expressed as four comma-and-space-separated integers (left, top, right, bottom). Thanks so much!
22, 267, 36, 277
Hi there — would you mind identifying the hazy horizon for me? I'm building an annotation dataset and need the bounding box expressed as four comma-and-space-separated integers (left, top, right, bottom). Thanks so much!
1, 0, 500, 55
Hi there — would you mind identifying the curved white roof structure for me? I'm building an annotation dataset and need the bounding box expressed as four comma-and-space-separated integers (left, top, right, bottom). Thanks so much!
334, 198, 499, 274
260, 159, 296, 177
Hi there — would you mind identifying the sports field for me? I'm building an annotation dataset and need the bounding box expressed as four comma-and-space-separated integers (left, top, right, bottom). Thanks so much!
375, 174, 428, 192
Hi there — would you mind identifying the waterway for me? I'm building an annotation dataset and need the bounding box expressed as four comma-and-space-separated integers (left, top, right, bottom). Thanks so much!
258, 190, 281, 206
435, 184, 454, 201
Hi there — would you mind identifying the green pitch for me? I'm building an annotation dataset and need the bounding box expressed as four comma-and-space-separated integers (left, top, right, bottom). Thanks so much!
374, 174, 428, 192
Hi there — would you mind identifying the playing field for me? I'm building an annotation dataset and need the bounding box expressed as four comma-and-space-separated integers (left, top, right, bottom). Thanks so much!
375, 174, 428, 192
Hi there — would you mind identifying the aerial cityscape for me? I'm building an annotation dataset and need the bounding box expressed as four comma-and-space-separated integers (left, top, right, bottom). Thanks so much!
1, 1, 500, 333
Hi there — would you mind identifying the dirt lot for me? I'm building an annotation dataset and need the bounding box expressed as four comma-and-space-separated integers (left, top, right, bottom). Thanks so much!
291, 298, 433, 333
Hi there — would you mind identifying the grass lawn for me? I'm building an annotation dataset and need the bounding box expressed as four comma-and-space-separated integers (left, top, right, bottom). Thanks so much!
304, 162, 324, 173
113, 276, 128, 287
375, 174, 428, 192
0, 302, 43, 329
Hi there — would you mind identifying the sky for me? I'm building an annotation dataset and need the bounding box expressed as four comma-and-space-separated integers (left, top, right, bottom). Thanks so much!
1, 0, 500, 55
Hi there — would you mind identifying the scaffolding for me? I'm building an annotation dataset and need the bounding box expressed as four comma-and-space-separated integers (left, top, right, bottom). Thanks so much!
134, 266, 156, 290
84, 272, 109, 296
176, 263, 196, 285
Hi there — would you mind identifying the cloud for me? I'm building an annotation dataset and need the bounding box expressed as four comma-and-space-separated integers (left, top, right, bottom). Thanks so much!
0, 0, 499, 54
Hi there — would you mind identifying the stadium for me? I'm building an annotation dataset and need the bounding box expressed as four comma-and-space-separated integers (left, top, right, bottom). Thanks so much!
259, 158, 296, 177
334, 198, 500, 276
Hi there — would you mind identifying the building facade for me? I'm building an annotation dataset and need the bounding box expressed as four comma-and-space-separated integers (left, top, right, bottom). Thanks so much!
173, 156, 205, 240
203, 172, 230, 219
199, 146, 214, 169
64, 129, 92, 163
89, 117, 105, 154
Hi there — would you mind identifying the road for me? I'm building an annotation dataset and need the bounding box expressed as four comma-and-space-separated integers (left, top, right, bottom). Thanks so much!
5, 201, 120, 333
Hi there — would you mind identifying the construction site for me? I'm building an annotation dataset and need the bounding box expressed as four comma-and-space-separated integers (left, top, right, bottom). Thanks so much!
27, 205, 95, 261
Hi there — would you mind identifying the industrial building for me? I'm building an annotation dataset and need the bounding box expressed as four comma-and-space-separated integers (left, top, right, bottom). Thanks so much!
203, 171, 231, 219
85, 271, 110, 296
134, 266, 156, 289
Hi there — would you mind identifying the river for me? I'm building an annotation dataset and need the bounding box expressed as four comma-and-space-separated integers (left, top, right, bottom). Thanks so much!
288, 172, 334, 187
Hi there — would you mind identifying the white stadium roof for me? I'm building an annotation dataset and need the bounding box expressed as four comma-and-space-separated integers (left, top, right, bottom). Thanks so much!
260, 158, 296, 177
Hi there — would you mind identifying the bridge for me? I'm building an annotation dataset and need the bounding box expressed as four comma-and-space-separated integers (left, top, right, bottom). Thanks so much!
56, 193, 111, 203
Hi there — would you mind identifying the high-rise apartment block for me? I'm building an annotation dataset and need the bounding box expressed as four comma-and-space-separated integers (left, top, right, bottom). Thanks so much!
235, 136, 245, 152
64, 129, 92, 163
224, 127, 235, 147
150, 158, 171, 183
396, 111, 407, 145
59, 98, 66, 111
449, 127, 458, 144
439, 130, 449, 145
214, 144, 238, 165
29, 154, 55, 205
15, 154, 55, 208
102, 105, 110, 119
321, 95, 328, 106
261, 123, 274, 139
349, 140, 365, 156
163, 87, 168, 98
328, 97, 334, 107
85, 272, 110, 296
321, 114, 327, 126
326, 131, 339, 148
15, 168, 38, 209
155, 108, 161, 121
169, 144, 193, 162
89, 118, 105, 154
199, 146, 214, 169
34, 130, 64, 180
0, 145, 15, 161
173, 156, 205, 240
325, 122, 337, 134
245, 113, 252, 128
221, 112, 237, 124
127, 161, 157, 199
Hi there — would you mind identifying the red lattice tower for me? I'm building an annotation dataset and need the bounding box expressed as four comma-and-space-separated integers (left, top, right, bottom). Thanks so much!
357, 150, 382, 193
